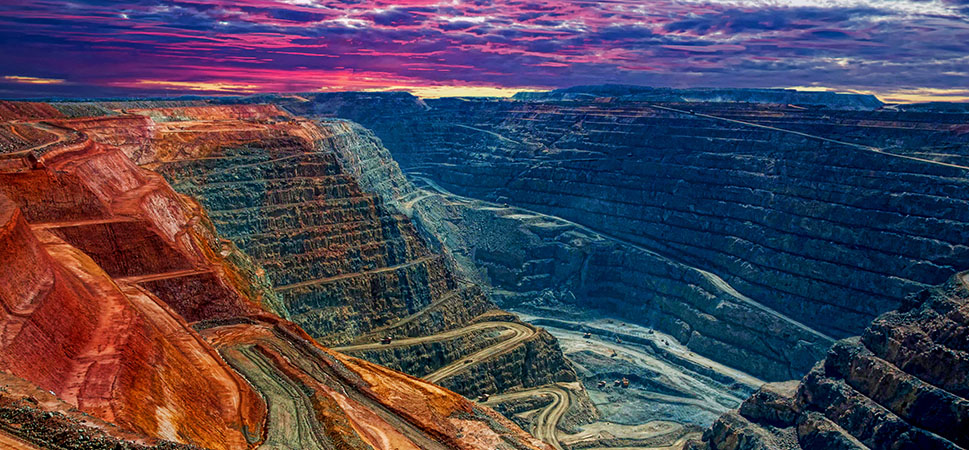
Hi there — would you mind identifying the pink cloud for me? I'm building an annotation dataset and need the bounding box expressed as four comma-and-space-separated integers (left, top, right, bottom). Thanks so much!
0, 0, 966, 96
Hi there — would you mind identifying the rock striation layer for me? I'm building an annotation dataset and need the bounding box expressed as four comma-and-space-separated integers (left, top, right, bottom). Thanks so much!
0, 128, 266, 450
690, 274, 969, 450
297, 92, 969, 381
0, 100, 554, 450
56, 103, 577, 400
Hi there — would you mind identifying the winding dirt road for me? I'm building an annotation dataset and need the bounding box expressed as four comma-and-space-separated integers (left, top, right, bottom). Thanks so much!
333, 319, 537, 384
342, 284, 474, 343
452, 124, 525, 146
207, 322, 453, 450
275, 256, 437, 292
484, 383, 572, 450
329, 295, 566, 445
0, 121, 72, 171
14, 121, 71, 153
424, 321, 533, 384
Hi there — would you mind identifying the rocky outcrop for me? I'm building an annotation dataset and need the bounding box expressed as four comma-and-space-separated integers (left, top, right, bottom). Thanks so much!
300, 92, 969, 382
0, 371, 200, 449
690, 274, 969, 450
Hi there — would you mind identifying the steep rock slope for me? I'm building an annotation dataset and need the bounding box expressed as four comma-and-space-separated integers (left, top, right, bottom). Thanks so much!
690, 273, 969, 450
54, 103, 577, 399
0, 101, 552, 450
299, 93, 969, 381
400, 178, 830, 380
0, 130, 266, 450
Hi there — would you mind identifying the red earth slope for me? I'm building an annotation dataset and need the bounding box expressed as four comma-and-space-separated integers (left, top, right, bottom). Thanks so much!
0, 101, 550, 450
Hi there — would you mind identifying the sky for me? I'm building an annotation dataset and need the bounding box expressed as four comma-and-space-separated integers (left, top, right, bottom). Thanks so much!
1, 0, 968, 101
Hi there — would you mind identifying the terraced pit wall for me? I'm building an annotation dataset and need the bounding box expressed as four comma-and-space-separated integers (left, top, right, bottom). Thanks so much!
402, 194, 830, 380
63, 105, 577, 398
0, 100, 560, 450
297, 93, 969, 381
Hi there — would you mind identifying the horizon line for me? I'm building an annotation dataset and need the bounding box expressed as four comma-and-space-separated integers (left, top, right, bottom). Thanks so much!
2, 84, 968, 105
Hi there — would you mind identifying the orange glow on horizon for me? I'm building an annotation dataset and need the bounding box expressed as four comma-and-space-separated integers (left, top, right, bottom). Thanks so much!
785, 85, 969, 104
356, 85, 545, 98
4, 75, 66, 85
121, 80, 262, 93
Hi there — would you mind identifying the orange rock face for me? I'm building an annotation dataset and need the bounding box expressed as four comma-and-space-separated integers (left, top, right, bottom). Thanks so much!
0, 128, 266, 449
0, 103, 550, 450
0, 101, 64, 121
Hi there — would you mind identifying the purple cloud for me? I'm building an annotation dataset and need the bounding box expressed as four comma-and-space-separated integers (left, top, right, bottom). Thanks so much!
0, 0, 966, 99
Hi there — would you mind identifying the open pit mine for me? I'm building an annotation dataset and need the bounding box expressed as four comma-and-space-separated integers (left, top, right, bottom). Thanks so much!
0, 86, 967, 450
